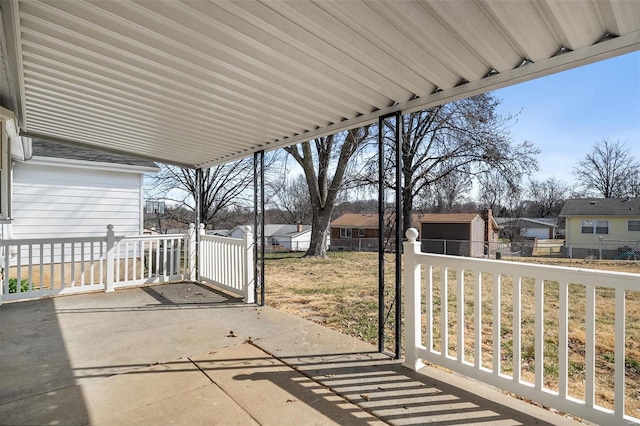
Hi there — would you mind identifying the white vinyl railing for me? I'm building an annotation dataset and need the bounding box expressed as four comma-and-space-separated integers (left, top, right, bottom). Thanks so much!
114, 232, 189, 289
198, 225, 254, 303
0, 223, 255, 304
403, 228, 640, 425
0, 236, 107, 300
0, 225, 192, 301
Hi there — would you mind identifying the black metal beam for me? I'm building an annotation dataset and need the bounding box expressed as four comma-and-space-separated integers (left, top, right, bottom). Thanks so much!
195, 168, 203, 281
394, 111, 402, 360
378, 112, 403, 359
378, 116, 385, 353
253, 151, 265, 306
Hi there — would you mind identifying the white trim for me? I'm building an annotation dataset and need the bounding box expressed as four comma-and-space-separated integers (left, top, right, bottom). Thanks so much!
0, 4, 27, 131
27, 156, 159, 174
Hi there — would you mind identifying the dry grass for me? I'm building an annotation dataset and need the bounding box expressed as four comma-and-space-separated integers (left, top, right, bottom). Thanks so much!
265, 252, 640, 419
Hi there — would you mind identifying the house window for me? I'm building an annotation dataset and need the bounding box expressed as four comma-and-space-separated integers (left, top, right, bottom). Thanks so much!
629, 221, 640, 232
340, 228, 352, 238
581, 220, 609, 234
358, 228, 365, 237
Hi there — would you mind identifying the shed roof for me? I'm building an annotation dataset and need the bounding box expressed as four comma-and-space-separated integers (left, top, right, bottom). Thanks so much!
559, 198, 640, 217
1, 1, 638, 168
420, 213, 481, 224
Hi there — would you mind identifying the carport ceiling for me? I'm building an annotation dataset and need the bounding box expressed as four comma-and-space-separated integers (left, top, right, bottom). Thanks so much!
1, 1, 639, 169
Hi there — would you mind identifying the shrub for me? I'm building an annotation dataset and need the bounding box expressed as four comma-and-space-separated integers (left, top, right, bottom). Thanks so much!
8, 277, 29, 293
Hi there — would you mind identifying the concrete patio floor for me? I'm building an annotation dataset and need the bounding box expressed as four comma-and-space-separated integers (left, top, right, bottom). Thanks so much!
0, 282, 582, 425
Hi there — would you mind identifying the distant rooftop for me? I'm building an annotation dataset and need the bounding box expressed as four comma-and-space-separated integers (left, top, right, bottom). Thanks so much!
32, 140, 158, 169
559, 197, 640, 217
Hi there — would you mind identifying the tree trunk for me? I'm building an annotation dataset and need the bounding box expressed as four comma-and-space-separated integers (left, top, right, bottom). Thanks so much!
304, 204, 331, 258
402, 188, 414, 237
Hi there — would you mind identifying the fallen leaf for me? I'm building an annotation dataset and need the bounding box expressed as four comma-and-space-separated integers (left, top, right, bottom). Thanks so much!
360, 394, 370, 401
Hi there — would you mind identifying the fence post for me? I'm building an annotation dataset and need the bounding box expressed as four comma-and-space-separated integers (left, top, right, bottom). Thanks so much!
105, 224, 115, 292
243, 226, 255, 304
599, 236, 603, 260
188, 223, 196, 281
403, 227, 425, 371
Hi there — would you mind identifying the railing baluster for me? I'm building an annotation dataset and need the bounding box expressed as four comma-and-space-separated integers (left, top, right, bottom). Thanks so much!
81, 243, 86, 287
39, 243, 44, 291
558, 281, 569, 399
3, 243, 9, 295
426, 264, 433, 352
513, 276, 522, 383
50, 243, 54, 290
535, 278, 544, 390
456, 268, 464, 363
28, 245, 33, 292
123, 241, 129, 282
16, 245, 22, 293
585, 284, 596, 408
442, 267, 449, 358
614, 288, 626, 418
61, 243, 65, 289
70, 243, 75, 287
492, 274, 501, 375
474, 271, 482, 369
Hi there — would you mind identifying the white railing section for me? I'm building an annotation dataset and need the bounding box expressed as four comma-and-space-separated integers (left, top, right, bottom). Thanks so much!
114, 232, 188, 289
1, 223, 256, 305
198, 225, 254, 303
0, 236, 107, 301
403, 228, 640, 425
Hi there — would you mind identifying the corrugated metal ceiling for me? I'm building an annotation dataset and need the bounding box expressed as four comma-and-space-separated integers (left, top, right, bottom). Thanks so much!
1, 0, 639, 168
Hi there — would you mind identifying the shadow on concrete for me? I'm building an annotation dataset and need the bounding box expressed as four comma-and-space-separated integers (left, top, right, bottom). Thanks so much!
0, 298, 91, 425
141, 282, 243, 305
262, 350, 562, 426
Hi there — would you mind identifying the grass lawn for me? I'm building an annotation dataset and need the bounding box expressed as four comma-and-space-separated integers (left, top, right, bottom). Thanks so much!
265, 251, 640, 419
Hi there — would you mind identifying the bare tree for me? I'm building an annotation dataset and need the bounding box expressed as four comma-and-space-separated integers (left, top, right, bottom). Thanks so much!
476, 169, 527, 217
145, 158, 255, 230
267, 174, 312, 225
285, 126, 373, 258
573, 139, 640, 198
385, 94, 539, 232
526, 177, 571, 217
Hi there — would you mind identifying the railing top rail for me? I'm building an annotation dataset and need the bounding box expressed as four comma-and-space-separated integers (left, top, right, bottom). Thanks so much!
0, 236, 106, 246
119, 234, 186, 241
415, 252, 640, 290
200, 234, 244, 244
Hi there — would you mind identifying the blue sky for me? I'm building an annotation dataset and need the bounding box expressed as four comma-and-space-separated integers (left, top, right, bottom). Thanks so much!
492, 50, 640, 185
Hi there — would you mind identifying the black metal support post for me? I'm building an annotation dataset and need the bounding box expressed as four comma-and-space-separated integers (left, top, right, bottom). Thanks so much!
378, 116, 385, 354
195, 167, 203, 281
394, 111, 402, 360
253, 151, 265, 306
378, 112, 403, 359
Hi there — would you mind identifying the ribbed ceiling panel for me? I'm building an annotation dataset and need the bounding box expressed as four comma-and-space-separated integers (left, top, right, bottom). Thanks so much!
0, 0, 638, 168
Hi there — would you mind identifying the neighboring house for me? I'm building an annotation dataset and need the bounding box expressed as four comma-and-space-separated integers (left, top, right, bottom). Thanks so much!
420, 213, 486, 257
2, 140, 159, 263
330, 213, 382, 251
559, 197, 640, 259
495, 217, 558, 240
330, 213, 423, 251
230, 224, 326, 252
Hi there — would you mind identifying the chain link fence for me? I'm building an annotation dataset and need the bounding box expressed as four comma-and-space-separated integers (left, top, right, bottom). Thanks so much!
419, 238, 640, 260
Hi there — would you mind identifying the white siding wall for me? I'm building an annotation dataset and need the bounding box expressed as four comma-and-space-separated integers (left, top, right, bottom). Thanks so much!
12, 162, 143, 239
